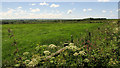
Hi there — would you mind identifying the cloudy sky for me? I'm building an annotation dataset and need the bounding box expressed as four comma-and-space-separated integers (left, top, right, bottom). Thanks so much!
1, 0, 119, 2
1, 1, 119, 19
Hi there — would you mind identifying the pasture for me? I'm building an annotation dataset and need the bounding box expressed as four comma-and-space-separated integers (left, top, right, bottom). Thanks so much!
2, 20, 120, 67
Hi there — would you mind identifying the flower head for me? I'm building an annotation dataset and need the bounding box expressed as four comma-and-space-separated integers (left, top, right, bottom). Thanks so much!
69, 43, 74, 46
23, 52, 29, 56
43, 45, 48, 47
73, 52, 79, 56
67, 45, 78, 51
44, 51, 51, 55
27, 58, 38, 67
35, 46, 40, 51
24, 60, 30, 64
83, 58, 89, 63
49, 44, 57, 48
79, 51, 86, 55
32, 55, 41, 61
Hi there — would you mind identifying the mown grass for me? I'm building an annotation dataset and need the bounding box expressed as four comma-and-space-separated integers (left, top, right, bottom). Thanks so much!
2, 22, 104, 66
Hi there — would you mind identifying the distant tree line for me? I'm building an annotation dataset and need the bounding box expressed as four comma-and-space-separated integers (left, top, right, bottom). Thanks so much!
2, 18, 117, 24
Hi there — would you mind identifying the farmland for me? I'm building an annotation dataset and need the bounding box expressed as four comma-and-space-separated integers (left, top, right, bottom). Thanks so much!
2, 19, 120, 67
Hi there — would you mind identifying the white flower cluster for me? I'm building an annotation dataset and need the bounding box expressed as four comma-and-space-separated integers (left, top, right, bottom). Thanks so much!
67, 45, 78, 51
43, 45, 48, 47
25, 55, 41, 67
69, 43, 74, 46
32, 55, 41, 61
27, 58, 38, 67
73, 51, 86, 56
108, 58, 118, 66
73, 52, 79, 56
83, 58, 89, 63
14, 64, 20, 67
79, 51, 86, 55
23, 52, 29, 56
113, 21, 117, 24
49, 44, 57, 48
44, 51, 51, 55
113, 27, 119, 33
35, 46, 40, 51
24, 60, 30, 64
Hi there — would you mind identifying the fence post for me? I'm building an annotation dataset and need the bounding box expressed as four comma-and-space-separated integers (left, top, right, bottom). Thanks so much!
71, 35, 73, 43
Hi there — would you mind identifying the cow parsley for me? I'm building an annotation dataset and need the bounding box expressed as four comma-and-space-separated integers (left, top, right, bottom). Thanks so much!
23, 52, 29, 56
49, 44, 57, 48
44, 51, 51, 55
73, 52, 79, 56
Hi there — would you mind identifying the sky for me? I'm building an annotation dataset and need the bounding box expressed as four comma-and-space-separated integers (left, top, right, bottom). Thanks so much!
0, 1, 119, 19
1, 0, 119, 2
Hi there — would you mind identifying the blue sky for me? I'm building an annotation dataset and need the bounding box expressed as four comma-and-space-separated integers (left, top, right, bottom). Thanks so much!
1, 0, 119, 2
1, 2, 119, 19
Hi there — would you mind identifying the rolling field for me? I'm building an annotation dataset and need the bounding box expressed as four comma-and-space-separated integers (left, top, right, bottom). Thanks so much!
2, 20, 120, 67
2, 23, 103, 66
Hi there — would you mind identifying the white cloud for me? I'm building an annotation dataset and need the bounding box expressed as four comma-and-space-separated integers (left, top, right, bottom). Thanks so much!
110, 11, 112, 13
7, 8, 10, 9
2, 11, 62, 19
18, 6, 22, 9
31, 8, 40, 12
102, 10, 107, 13
83, 8, 92, 12
56, 10, 60, 13
83, 9, 87, 12
88, 8, 92, 11
29, 8, 32, 10
67, 10, 72, 14
40, 2, 49, 6
31, 3, 36, 6
98, 0, 110, 2
5, 8, 15, 14
50, 4, 59, 8
2, 8, 28, 19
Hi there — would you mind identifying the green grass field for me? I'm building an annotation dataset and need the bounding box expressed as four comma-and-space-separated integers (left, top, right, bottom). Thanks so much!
2, 23, 103, 66
2, 20, 119, 67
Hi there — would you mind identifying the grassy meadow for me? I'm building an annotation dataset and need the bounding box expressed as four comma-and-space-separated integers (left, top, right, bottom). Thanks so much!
2, 20, 120, 67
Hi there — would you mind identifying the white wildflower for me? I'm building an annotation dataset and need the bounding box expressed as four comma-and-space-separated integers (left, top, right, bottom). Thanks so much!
73, 52, 79, 56
50, 60, 54, 63
110, 58, 113, 61
23, 52, 29, 56
69, 43, 74, 46
79, 51, 86, 55
108, 58, 118, 66
44, 51, 51, 55
113, 27, 119, 33
28, 61, 35, 67
67, 45, 78, 51
83, 58, 89, 63
106, 53, 110, 56
28, 58, 38, 67
43, 45, 48, 47
35, 46, 40, 51
32, 55, 41, 61
14, 64, 20, 67
113, 22, 117, 24
77, 48, 82, 50
49, 44, 57, 48
24, 60, 30, 64
115, 27, 119, 31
